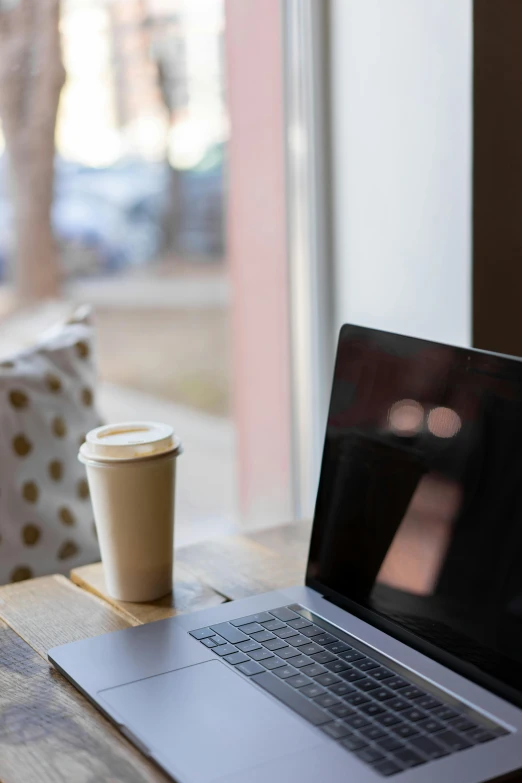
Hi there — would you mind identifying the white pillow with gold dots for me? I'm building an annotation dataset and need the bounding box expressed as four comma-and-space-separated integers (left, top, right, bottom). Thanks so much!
0, 308, 101, 585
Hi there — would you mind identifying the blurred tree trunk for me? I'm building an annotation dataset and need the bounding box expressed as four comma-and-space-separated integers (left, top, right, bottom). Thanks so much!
0, 0, 65, 303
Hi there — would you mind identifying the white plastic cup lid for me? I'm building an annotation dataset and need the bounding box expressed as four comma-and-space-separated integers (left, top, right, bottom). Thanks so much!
79, 421, 182, 463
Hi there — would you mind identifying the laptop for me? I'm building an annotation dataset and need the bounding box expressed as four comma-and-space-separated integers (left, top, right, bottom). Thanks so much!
49, 324, 522, 782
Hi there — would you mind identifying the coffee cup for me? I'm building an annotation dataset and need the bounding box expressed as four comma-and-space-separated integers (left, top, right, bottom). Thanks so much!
79, 421, 182, 602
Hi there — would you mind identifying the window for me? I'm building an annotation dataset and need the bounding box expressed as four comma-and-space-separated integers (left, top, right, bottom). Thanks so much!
0, 0, 298, 542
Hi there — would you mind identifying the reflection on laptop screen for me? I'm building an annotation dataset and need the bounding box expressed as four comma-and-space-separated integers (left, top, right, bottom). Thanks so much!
308, 324, 522, 697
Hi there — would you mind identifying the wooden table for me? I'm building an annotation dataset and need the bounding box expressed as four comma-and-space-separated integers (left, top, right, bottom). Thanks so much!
0, 521, 312, 783
1, 519, 519, 783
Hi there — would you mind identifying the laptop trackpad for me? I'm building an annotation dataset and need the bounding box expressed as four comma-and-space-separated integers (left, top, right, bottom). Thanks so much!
99, 660, 323, 783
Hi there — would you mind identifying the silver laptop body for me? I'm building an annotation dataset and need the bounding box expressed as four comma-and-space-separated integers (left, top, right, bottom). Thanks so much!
49, 325, 522, 783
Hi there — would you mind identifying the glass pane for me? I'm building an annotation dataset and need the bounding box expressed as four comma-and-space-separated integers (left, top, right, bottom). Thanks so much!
0, 0, 236, 545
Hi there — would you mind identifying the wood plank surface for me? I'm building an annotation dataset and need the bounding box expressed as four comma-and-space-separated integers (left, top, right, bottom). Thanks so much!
71, 560, 226, 625
248, 520, 312, 564
1, 521, 520, 782
176, 533, 304, 600
0, 613, 168, 782
0, 575, 132, 659
69, 524, 309, 621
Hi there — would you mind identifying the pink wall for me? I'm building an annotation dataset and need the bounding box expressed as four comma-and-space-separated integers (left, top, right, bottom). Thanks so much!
225, 0, 294, 526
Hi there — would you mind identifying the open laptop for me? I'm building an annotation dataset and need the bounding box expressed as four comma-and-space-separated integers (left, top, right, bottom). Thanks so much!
49, 324, 522, 782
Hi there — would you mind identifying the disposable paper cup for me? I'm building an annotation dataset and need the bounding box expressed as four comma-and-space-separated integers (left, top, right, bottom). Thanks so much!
79, 422, 182, 602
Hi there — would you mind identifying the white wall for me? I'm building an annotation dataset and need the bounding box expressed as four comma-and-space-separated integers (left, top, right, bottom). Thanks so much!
331, 0, 472, 346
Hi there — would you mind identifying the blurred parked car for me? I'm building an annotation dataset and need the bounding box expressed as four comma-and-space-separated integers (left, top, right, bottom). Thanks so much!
0, 146, 225, 281
175, 142, 225, 258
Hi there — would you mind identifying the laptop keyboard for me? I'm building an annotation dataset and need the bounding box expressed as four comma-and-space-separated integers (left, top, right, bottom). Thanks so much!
190, 604, 510, 777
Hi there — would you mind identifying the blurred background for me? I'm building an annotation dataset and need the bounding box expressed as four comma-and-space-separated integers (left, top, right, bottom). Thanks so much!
0, 0, 519, 544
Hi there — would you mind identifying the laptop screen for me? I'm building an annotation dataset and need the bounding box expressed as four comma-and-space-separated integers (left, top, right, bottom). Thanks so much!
308, 324, 522, 700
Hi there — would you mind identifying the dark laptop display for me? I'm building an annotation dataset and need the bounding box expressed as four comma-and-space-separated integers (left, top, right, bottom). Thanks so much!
308, 324, 522, 703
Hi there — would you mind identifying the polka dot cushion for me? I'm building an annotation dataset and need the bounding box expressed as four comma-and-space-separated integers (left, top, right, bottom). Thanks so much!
0, 308, 101, 585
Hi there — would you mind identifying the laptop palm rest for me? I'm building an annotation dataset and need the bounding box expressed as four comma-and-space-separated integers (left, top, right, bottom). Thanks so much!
98, 660, 323, 783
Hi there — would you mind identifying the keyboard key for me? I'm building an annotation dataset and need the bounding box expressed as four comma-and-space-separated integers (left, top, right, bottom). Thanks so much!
321, 721, 351, 740
355, 678, 380, 692
270, 607, 300, 622
201, 637, 217, 648
329, 704, 356, 720
387, 697, 410, 712
315, 673, 341, 687
409, 735, 448, 758
436, 730, 472, 751
466, 728, 497, 744
377, 736, 403, 752
213, 643, 237, 657
273, 627, 299, 639
231, 612, 273, 626
249, 648, 274, 661
324, 660, 351, 674
370, 667, 394, 681
373, 760, 402, 777
345, 692, 371, 707
290, 655, 312, 669
375, 712, 401, 728
210, 635, 227, 646
393, 748, 424, 768
288, 635, 310, 647
385, 675, 409, 689
300, 683, 326, 698
224, 651, 250, 665
401, 686, 424, 700
350, 656, 374, 670
451, 717, 478, 733
278, 646, 301, 660
416, 695, 442, 711
236, 639, 261, 653
301, 625, 324, 638
286, 674, 309, 689
299, 642, 323, 656
313, 633, 337, 646
393, 723, 420, 739
360, 724, 386, 741
355, 747, 385, 764
344, 714, 370, 730
402, 707, 427, 723
287, 617, 312, 629
314, 693, 341, 709
330, 682, 356, 696
354, 658, 379, 672
237, 660, 265, 676
310, 650, 337, 665
250, 630, 276, 643
190, 627, 214, 640
340, 669, 365, 683
263, 656, 286, 670
300, 663, 327, 678
262, 638, 288, 652
210, 623, 249, 644
360, 703, 386, 717
261, 619, 286, 631
372, 688, 393, 702
324, 641, 351, 654
274, 666, 298, 679
340, 734, 367, 752
239, 622, 264, 634
432, 706, 460, 721
339, 650, 365, 663
252, 671, 331, 725
418, 717, 445, 734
